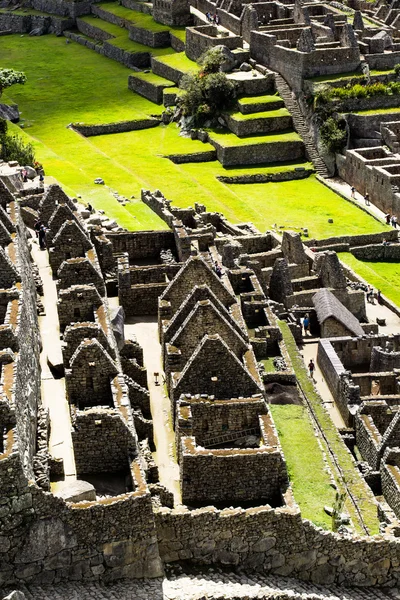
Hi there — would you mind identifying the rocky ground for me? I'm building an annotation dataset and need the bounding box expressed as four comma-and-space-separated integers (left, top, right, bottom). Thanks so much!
3, 569, 400, 600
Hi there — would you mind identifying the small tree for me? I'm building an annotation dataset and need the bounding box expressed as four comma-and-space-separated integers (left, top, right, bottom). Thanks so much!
179, 48, 237, 127
0, 68, 26, 98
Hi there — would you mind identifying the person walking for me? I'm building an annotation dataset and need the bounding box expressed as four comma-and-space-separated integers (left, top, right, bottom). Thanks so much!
364, 192, 370, 206
38, 225, 46, 250
385, 213, 391, 225
392, 215, 398, 228
377, 289, 383, 305
308, 359, 315, 380
303, 313, 310, 336
351, 187, 356, 199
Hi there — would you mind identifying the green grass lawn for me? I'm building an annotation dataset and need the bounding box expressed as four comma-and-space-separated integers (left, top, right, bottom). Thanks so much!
96, 1, 186, 40
270, 404, 336, 529
229, 108, 291, 121
354, 106, 400, 115
209, 129, 301, 147
153, 51, 198, 72
279, 321, 380, 535
339, 252, 400, 308
238, 94, 282, 106
0, 34, 391, 239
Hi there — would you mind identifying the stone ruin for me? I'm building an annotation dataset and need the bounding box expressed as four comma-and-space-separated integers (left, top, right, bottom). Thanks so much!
4, 179, 400, 592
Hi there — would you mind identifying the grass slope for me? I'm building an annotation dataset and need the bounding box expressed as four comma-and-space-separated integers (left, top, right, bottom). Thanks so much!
0, 34, 390, 239
270, 404, 335, 529
339, 253, 400, 308
279, 321, 380, 535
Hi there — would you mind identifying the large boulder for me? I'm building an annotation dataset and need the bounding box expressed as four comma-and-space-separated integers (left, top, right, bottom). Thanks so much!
214, 45, 236, 73
54, 479, 96, 503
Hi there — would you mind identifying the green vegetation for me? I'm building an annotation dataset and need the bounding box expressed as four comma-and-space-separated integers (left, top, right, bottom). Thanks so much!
77, 15, 176, 56
0, 34, 390, 239
229, 108, 290, 121
155, 51, 199, 73
354, 106, 400, 115
0, 67, 26, 96
307, 68, 394, 84
179, 48, 237, 126
320, 117, 347, 154
238, 94, 282, 106
315, 81, 400, 105
209, 129, 301, 147
279, 321, 380, 535
270, 404, 336, 529
96, 2, 186, 39
1, 119, 35, 166
339, 253, 400, 308
130, 71, 175, 85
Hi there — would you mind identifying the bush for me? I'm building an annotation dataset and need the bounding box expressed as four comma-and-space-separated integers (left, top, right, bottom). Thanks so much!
320, 117, 347, 154
179, 49, 237, 126
394, 63, 400, 80
198, 47, 224, 75
0, 119, 35, 166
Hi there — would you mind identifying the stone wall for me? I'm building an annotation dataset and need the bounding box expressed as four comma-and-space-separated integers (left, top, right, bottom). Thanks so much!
185, 25, 242, 60
106, 231, 176, 262
70, 119, 161, 137
351, 243, 400, 262
71, 409, 136, 474
0, 452, 162, 585
209, 138, 305, 167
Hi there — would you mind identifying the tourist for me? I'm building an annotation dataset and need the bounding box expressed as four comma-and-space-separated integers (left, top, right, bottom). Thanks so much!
39, 172, 44, 183
364, 192, 370, 206
351, 187, 356, 199
214, 261, 222, 277
34, 220, 42, 239
22, 168, 28, 183
303, 313, 310, 335
382, 238, 389, 246
366, 285, 375, 304
385, 213, 391, 225
392, 215, 398, 228
377, 289, 383, 305
38, 225, 47, 250
215, 14, 220, 24
87, 203, 93, 213
308, 359, 315, 379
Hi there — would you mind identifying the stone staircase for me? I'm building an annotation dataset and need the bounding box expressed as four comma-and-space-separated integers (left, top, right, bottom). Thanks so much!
274, 73, 330, 178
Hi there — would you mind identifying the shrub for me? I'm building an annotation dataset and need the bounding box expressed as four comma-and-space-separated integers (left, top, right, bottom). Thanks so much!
179, 49, 237, 126
394, 63, 400, 79
198, 47, 224, 75
0, 68, 26, 97
0, 119, 35, 166
320, 117, 347, 154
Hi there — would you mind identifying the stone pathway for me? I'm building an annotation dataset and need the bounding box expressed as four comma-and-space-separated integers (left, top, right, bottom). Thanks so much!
301, 339, 345, 428
124, 315, 181, 505
7, 571, 398, 600
30, 234, 76, 483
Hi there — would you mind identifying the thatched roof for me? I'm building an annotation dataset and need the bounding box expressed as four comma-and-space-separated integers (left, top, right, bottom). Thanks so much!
312, 289, 364, 337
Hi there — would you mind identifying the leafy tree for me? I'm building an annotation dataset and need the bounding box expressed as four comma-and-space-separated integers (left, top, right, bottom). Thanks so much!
0, 118, 36, 166
0, 68, 26, 98
179, 49, 237, 126
320, 117, 347, 154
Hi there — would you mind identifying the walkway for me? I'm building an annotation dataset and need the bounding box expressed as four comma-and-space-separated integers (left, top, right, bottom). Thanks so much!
274, 73, 330, 178
300, 338, 346, 428
122, 313, 181, 505
11, 570, 395, 600
30, 235, 76, 484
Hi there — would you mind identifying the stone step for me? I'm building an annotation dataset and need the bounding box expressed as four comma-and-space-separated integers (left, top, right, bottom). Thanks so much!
225, 109, 293, 137
274, 72, 330, 178
128, 72, 175, 104
151, 52, 199, 85
208, 130, 305, 166
238, 94, 285, 114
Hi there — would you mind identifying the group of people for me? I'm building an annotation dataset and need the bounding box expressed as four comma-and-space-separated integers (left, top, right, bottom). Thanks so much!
206, 12, 220, 24
20, 168, 44, 184
385, 213, 398, 228
34, 220, 47, 250
366, 285, 383, 305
